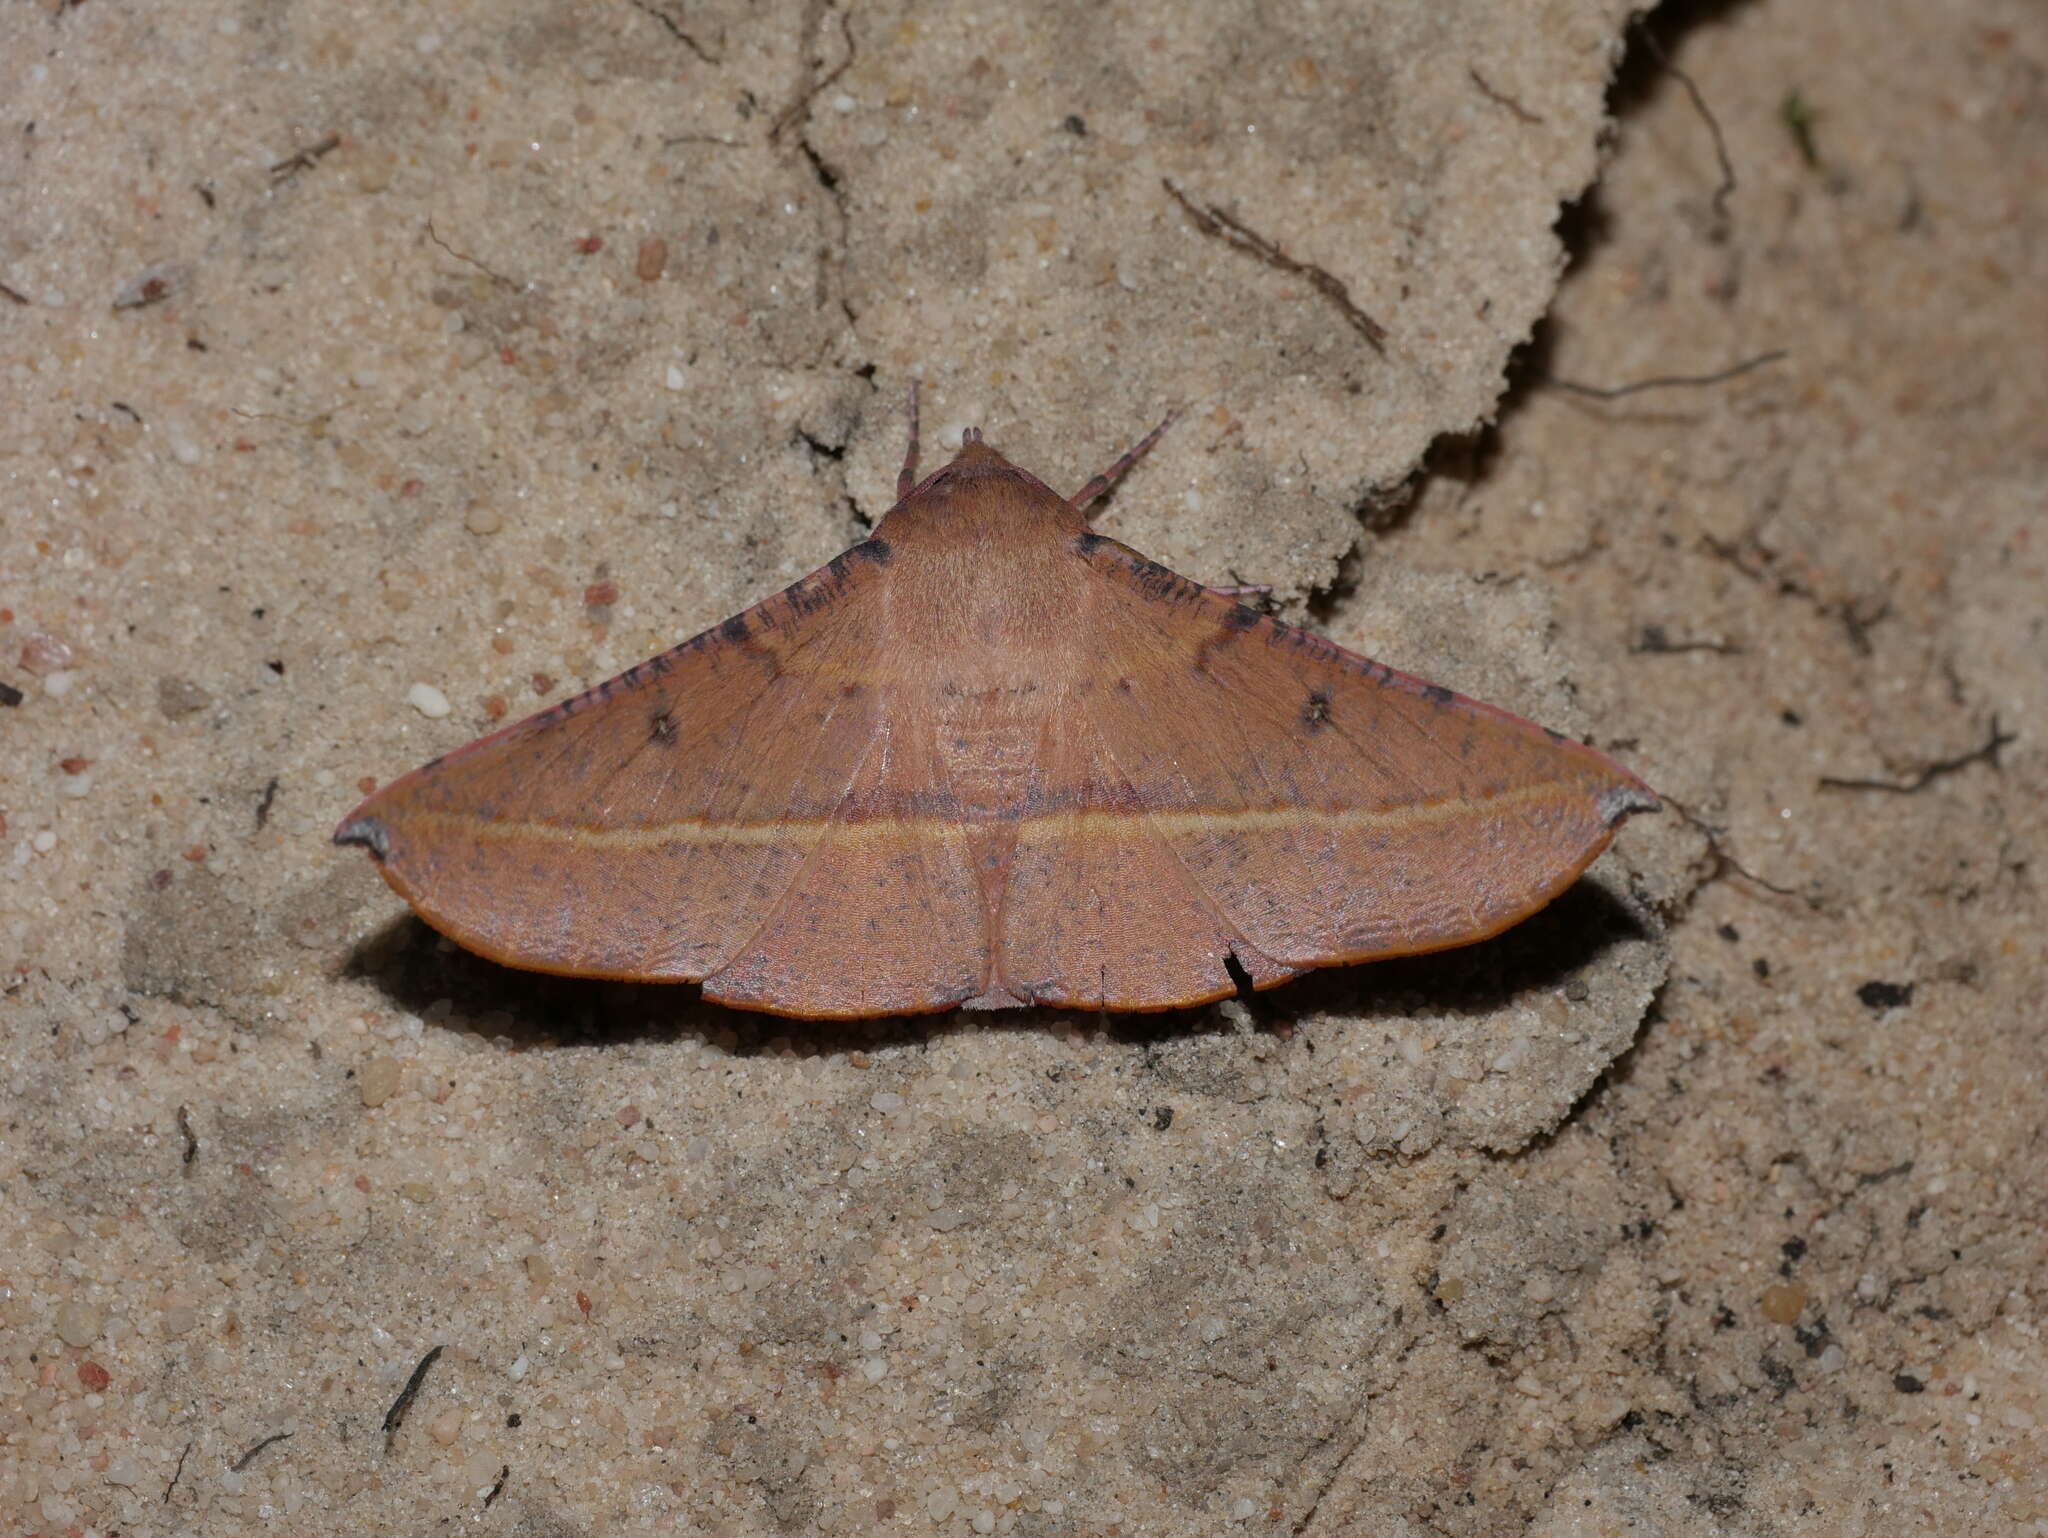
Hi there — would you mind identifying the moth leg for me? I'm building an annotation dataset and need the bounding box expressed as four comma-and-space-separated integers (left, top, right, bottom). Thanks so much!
1069, 407, 1183, 516
896, 379, 922, 502
1207, 583, 1272, 598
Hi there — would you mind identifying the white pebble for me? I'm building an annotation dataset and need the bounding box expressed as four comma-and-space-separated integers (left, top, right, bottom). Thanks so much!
869, 1090, 903, 1113
665, 364, 685, 391
927, 1207, 966, 1232
1230, 1497, 1257, 1521
408, 683, 453, 718
32, 831, 57, 854
44, 670, 76, 697
831, 93, 857, 113
972, 1512, 995, 1534
859, 1356, 888, 1382
508, 1354, 530, 1381
59, 772, 94, 798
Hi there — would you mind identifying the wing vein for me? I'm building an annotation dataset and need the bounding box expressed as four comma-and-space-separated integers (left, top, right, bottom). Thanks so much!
1078, 692, 1261, 978
702, 701, 885, 986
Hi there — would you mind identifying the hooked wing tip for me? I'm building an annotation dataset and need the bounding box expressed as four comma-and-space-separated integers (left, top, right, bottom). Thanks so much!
1597, 784, 1662, 827
333, 814, 391, 859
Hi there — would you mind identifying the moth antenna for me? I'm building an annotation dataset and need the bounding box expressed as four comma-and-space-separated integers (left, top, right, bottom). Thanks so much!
963, 426, 984, 445
1069, 407, 1183, 517
896, 380, 922, 502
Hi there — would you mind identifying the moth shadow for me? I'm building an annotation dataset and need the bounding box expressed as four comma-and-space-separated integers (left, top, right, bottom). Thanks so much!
343, 875, 1651, 1053
1108, 875, 1654, 1045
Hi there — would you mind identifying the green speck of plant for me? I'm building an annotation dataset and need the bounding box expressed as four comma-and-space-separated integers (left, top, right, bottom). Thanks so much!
1780, 89, 1821, 170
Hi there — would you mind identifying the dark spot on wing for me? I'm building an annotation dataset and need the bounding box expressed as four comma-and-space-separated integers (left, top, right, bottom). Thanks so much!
720, 613, 749, 643
1422, 683, 1454, 706
1223, 603, 1261, 632
1301, 689, 1332, 730
1071, 531, 1107, 556
855, 537, 893, 565
649, 708, 679, 746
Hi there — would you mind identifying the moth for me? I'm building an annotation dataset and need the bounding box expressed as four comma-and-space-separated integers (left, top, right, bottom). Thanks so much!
337, 402, 1656, 1017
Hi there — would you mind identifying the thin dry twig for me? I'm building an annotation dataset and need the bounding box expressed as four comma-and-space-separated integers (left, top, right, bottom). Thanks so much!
1667, 795, 1811, 903
1820, 717, 2013, 794
270, 133, 340, 181
1161, 178, 1387, 352
1544, 349, 1786, 400
382, 1345, 444, 1445
163, 1439, 193, 1504
425, 220, 518, 289
1638, 28, 1735, 230
1467, 66, 1544, 124
230, 1431, 294, 1473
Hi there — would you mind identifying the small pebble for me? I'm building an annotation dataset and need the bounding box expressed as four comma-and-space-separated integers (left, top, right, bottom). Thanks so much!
20, 635, 72, 672
636, 238, 668, 282
430, 1407, 463, 1446
357, 1056, 403, 1107
464, 505, 503, 535
927, 1208, 966, 1232
55, 1299, 102, 1347
869, 1090, 904, 1113
158, 677, 213, 719
859, 1357, 888, 1382
407, 682, 452, 718
1760, 1283, 1806, 1325
32, 831, 57, 854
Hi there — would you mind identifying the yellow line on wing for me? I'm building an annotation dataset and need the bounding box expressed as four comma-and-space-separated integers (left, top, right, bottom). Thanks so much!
402, 782, 1582, 851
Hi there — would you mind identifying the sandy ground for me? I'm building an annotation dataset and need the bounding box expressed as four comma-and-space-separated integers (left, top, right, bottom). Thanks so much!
3, 0, 2044, 1533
